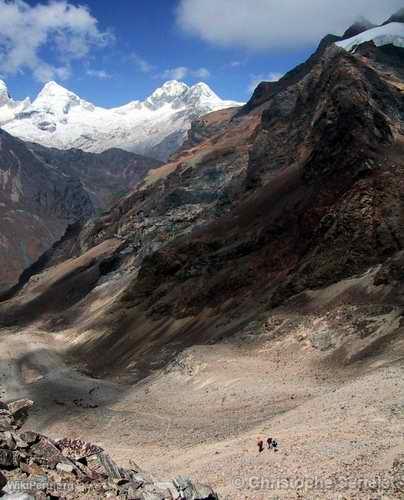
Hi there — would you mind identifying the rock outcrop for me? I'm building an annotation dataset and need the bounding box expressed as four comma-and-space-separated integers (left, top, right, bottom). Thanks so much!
0, 399, 217, 500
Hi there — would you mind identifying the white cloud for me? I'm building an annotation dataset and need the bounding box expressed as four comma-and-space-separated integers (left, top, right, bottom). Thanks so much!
161, 66, 211, 80
129, 53, 154, 73
86, 69, 112, 80
177, 0, 403, 50
248, 72, 284, 93
192, 67, 211, 78
0, 0, 113, 82
162, 66, 188, 80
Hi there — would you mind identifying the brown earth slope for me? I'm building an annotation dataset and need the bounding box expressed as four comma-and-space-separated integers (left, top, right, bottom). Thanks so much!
1, 42, 404, 373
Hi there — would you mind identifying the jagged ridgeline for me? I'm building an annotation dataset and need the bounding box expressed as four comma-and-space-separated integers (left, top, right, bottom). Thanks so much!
0, 80, 242, 161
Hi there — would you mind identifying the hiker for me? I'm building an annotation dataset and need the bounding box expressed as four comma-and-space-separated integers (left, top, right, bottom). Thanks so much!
257, 438, 264, 453
266, 437, 272, 449
272, 439, 278, 452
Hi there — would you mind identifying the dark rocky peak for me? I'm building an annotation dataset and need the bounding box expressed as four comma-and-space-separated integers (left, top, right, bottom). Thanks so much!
383, 7, 404, 25
240, 33, 340, 115
343, 17, 376, 39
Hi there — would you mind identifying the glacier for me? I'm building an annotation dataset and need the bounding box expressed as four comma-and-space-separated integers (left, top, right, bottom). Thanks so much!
337, 22, 404, 52
0, 80, 242, 160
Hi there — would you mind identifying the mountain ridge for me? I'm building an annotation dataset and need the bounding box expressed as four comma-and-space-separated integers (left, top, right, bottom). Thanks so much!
0, 128, 161, 292
1, 13, 404, 499
0, 80, 242, 161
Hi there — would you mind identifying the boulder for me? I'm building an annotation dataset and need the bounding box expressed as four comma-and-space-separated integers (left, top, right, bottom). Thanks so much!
86, 452, 123, 481
0, 411, 14, 432
0, 431, 16, 450
18, 432, 39, 445
0, 469, 7, 489
7, 400, 33, 428
192, 483, 218, 500
56, 462, 74, 474
7, 400, 34, 416
174, 476, 218, 500
11, 433, 29, 449
0, 401, 9, 411
30, 437, 72, 468
74, 459, 105, 481
154, 481, 179, 499
56, 438, 103, 461
0, 449, 21, 468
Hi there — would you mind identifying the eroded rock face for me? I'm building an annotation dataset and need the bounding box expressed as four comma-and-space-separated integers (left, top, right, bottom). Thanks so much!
0, 129, 161, 292
0, 130, 93, 292
26, 144, 162, 211
0, 399, 218, 500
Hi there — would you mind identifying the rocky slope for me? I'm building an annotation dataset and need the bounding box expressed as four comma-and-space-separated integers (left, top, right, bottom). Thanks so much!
0, 80, 242, 161
1, 16, 404, 369
1, 15, 404, 370
0, 129, 93, 293
0, 398, 217, 499
0, 130, 161, 292
27, 143, 162, 211
1, 13, 404, 498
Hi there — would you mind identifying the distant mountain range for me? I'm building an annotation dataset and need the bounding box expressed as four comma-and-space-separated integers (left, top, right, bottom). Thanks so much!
0, 80, 242, 161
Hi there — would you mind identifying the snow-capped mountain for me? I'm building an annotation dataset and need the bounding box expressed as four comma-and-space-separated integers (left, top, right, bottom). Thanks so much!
0, 80, 242, 160
0, 81, 31, 125
337, 21, 404, 52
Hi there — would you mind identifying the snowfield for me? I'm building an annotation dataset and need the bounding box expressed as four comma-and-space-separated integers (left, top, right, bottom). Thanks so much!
0, 80, 242, 160
337, 22, 404, 52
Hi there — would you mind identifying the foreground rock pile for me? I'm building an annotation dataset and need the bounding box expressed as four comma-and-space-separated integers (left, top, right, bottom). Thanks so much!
0, 399, 217, 499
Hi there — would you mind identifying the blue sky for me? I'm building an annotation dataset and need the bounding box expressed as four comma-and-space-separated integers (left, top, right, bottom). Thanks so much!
0, 0, 401, 107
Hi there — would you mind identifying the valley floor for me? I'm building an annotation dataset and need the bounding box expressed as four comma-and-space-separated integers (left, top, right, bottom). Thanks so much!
0, 310, 403, 499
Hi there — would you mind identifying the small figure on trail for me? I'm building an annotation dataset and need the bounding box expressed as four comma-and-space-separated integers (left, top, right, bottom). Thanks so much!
266, 437, 273, 449
257, 437, 264, 453
272, 439, 278, 452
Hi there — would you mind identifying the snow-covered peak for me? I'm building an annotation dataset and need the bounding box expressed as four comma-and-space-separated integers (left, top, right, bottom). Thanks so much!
147, 80, 189, 106
35, 81, 80, 106
336, 22, 404, 52
0, 80, 30, 123
32, 81, 94, 116
0, 80, 10, 107
186, 82, 219, 100
37, 80, 72, 98
1, 78, 243, 159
